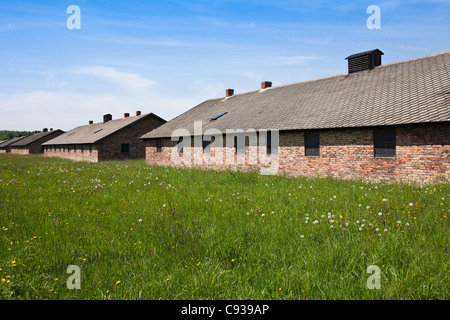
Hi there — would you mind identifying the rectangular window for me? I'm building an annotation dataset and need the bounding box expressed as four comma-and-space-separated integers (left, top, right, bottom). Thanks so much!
374, 127, 396, 157
121, 143, 130, 154
156, 139, 162, 153
203, 138, 212, 154
267, 131, 272, 155
305, 132, 320, 156
177, 137, 183, 154
89, 145, 92, 154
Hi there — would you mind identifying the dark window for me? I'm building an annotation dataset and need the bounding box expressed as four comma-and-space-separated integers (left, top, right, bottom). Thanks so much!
203, 138, 212, 154
81, 145, 84, 152
177, 137, 183, 154
267, 131, 272, 155
89, 145, 92, 153
305, 132, 320, 156
156, 139, 162, 153
121, 143, 130, 154
374, 127, 396, 157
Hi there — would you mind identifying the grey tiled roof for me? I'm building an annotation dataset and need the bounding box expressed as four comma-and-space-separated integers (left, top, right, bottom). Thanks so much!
0, 136, 27, 148
142, 50, 450, 139
10, 130, 64, 147
43, 113, 165, 145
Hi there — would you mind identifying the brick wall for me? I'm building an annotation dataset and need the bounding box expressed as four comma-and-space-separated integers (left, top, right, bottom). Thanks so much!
10, 147, 30, 155
98, 115, 165, 161
44, 145, 99, 162
144, 123, 449, 184
11, 130, 65, 155
43, 115, 165, 162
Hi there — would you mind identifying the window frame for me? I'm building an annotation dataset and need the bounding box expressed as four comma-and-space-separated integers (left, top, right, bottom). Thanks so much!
305, 131, 320, 157
374, 127, 396, 158
120, 143, 130, 154
156, 139, 163, 153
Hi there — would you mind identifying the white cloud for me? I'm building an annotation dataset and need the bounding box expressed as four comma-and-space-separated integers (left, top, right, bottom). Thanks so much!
73, 65, 157, 93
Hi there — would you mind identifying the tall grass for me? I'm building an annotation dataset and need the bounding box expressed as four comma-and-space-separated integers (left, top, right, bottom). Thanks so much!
0, 154, 448, 299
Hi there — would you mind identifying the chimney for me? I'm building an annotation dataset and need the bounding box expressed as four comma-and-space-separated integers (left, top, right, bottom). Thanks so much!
345, 49, 383, 74
103, 114, 112, 123
124, 113, 130, 118
89, 120, 94, 125
261, 81, 272, 89
43, 128, 48, 132
50, 128, 53, 131
136, 111, 141, 116
226, 89, 234, 97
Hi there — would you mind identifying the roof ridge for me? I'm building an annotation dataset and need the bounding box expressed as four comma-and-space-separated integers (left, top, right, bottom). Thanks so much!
204, 50, 450, 100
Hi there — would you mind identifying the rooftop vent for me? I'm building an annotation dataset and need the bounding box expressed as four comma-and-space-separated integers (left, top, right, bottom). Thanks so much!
124, 113, 130, 118
136, 111, 142, 116
43, 128, 48, 132
345, 49, 383, 74
89, 120, 94, 125
226, 89, 234, 97
261, 81, 272, 89
103, 114, 112, 123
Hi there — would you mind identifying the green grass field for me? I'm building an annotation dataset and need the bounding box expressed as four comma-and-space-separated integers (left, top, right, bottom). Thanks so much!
0, 154, 448, 300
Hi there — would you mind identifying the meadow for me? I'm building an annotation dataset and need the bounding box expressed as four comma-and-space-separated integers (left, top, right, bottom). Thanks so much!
0, 154, 448, 300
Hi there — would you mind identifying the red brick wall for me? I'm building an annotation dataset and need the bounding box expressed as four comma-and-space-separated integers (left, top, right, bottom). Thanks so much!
10, 147, 30, 155
44, 145, 99, 162
11, 131, 65, 155
144, 123, 449, 184
44, 115, 165, 162
98, 115, 165, 161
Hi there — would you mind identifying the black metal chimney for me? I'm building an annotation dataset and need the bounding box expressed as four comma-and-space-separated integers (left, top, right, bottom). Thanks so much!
103, 114, 112, 123
345, 49, 384, 74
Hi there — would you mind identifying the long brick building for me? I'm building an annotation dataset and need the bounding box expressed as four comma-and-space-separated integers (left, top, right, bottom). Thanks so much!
10, 129, 65, 155
43, 111, 166, 162
141, 50, 450, 184
0, 136, 27, 153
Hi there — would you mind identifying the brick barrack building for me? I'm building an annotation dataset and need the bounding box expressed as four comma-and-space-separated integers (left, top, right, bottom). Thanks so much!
43, 111, 166, 162
0, 136, 27, 153
141, 50, 450, 184
10, 129, 65, 155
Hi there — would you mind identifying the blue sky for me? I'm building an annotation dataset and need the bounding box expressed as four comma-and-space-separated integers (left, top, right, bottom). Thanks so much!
0, 0, 449, 130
